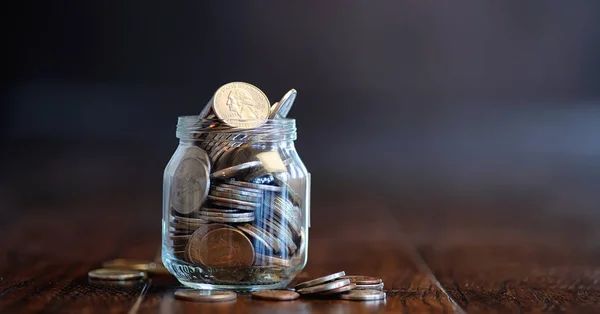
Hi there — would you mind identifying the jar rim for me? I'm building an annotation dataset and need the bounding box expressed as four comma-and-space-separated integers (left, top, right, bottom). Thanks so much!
176, 115, 297, 142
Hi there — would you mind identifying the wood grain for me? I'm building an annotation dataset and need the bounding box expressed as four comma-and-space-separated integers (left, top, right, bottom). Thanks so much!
1, 151, 600, 312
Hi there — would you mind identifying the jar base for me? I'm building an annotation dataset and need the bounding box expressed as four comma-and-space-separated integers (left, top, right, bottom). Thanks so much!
177, 279, 290, 291
163, 251, 297, 291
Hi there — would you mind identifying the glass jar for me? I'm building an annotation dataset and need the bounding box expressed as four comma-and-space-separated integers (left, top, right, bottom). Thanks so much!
162, 116, 309, 290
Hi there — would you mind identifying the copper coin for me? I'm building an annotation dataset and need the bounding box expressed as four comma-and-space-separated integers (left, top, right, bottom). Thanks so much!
174, 290, 237, 302
185, 223, 233, 263
341, 275, 383, 285
294, 271, 346, 290
251, 290, 300, 301
207, 195, 258, 207
198, 228, 254, 267
320, 283, 357, 295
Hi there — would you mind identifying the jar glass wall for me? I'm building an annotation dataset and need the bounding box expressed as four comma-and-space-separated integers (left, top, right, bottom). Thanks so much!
162, 117, 309, 290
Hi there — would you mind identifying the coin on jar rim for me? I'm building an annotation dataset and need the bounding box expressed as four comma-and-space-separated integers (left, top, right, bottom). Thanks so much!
268, 101, 281, 119
294, 271, 346, 290
210, 161, 262, 179
272, 89, 297, 119
320, 283, 357, 295
339, 289, 386, 301
340, 275, 383, 285
251, 290, 300, 301
171, 157, 210, 215
174, 289, 237, 302
212, 82, 270, 129
198, 228, 255, 267
296, 279, 351, 295
88, 268, 147, 281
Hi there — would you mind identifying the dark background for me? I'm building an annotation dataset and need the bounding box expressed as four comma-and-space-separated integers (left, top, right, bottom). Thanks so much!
3, 1, 600, 212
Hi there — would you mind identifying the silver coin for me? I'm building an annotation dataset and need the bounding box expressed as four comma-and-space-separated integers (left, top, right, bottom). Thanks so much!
254, 253, 293, 267
217, 182, 263, 195
171, 157, 210, 215
198, 211, 255, 218
88, 268, 147, 281
198, 97, 215, 119
320, 283, 357, 295
268, 101, 281, 119
239, 223, 284, 253
209, 190, 262, 203
353, 282, 385, 290
198, 215, 255, 223
230, 181, 283, 192
294, 271, 346, 290
237, 224, 274, 252
257, 218, 297, 254
200, 207, 241, 213
211, 201, 257, 211
211, 185, 262, 197
212, 82, 270, 129
273, 89, 297, 119
297, 279, 351, 295
339, 289, 386, 301
174, 289, 237, 302
210, 161, 262, 179
208, 195, 259, 207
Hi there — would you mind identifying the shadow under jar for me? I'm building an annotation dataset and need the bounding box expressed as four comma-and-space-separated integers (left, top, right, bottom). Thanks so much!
162, 116, 309, 290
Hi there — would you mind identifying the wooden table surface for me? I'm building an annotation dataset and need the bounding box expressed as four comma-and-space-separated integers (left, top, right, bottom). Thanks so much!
1, 148, 600, 313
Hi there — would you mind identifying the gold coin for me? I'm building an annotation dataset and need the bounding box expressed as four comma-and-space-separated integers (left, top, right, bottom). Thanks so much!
174, 289, 237, 302
198, 228, 254, 268
251, 290, 300, 301
88, 268, 146, 281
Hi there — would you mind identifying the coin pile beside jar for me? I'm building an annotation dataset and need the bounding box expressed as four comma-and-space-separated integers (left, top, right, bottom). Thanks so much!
162, 82, 310, 290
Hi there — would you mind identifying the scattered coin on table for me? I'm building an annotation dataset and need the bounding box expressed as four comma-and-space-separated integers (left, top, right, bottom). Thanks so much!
88, 269, 147, 281
251, 290, 300, 301
339, 289, 386, 301
294, 271, 346, 290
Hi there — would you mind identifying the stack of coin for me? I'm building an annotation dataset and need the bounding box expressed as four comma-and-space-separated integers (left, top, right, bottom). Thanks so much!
291, 271, 386, 301
165, 82, 305, 273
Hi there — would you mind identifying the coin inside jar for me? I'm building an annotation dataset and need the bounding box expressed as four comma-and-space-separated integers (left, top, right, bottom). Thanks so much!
198, 228, 255, 267
251, 290, 300, 301
171, 157, 210, 215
